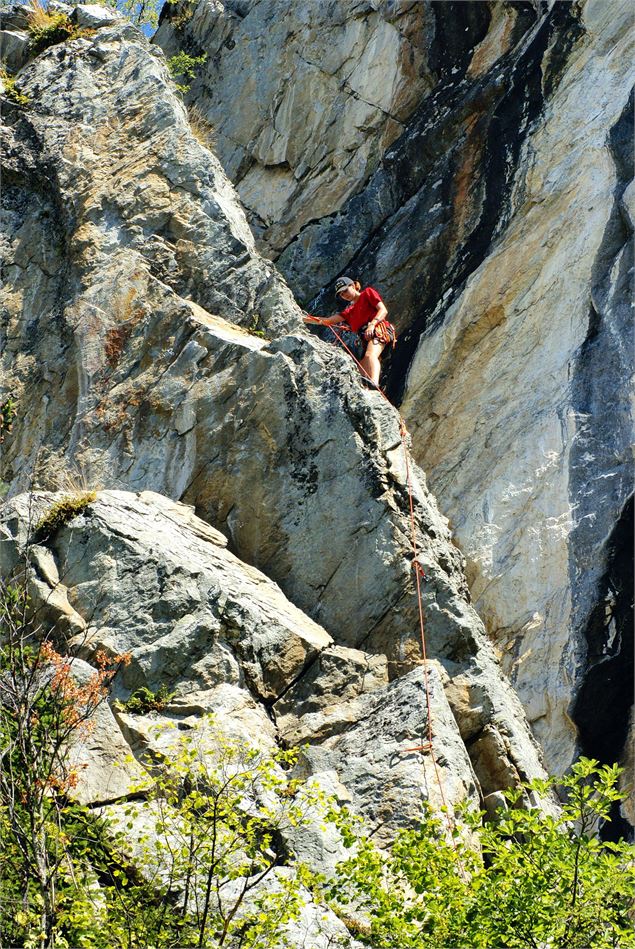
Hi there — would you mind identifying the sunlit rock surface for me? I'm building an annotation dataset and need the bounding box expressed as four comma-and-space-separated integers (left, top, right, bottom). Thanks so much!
0, 5, 550, 830
156, 0, 634, 799
0, 489, 494, 831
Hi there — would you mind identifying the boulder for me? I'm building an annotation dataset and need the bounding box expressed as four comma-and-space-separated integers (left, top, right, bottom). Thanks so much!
0, 490, 333, 707
72, 3, 122, 28
0, 488, 548, 829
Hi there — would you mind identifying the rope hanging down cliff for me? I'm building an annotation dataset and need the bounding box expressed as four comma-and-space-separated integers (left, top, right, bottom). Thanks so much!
304, 300, 453, 824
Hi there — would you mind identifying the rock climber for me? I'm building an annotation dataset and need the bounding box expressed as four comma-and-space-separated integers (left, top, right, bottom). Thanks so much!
304, 277, 396, 389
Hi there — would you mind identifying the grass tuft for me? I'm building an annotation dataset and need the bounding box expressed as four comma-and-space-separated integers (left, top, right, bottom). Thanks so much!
34, 492, 98, 540
26, 1, 94, 56
187, 103, 215, 149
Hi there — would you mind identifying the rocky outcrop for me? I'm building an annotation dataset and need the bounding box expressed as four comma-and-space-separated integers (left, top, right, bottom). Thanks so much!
0, 4, 299, 351
0, 284, 549, 808
0, 489, 482, 836
156, 0, 634, 780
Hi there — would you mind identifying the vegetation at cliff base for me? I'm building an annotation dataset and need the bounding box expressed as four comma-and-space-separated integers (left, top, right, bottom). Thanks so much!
325, 759, 635, 949
0, 551, 633, 948
0, 577, 130, 949
1, 621, 633, 949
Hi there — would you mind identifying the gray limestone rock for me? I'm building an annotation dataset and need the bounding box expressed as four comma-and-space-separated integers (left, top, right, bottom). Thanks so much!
0, 7, 301, 340
1, 0, 552, 840
158, 0, 635, 791
0, 27, 29, 71
0, 2, 34, 31
0, 490, 333, 708
1, 487, 549, 825
72, 3, 122, 28
153, 0, 434, 257
64, 658, 151, 804
296, 664, 479, 842
1, 242, 548, 813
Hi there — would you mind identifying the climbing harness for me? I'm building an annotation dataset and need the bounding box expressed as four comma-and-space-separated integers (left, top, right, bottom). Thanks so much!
361, 318, 397, 348
306, 314, 457, 833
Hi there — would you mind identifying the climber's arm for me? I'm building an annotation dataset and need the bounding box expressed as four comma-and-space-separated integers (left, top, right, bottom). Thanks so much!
369, 301, 388, 327
322, 313, 348, 326
303, 312, 347, 326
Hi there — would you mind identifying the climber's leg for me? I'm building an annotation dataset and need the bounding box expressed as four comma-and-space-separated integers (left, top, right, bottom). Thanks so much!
360, 339, 386, 388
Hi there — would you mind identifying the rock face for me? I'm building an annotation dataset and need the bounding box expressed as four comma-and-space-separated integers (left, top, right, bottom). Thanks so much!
155, 0, 634, 787
0, 7, 299, 354
0, 0, 551, 835
0, 490, 481, 836
399, 3, 634, 780
0, 287, 550, 814
153, 0, 439, 257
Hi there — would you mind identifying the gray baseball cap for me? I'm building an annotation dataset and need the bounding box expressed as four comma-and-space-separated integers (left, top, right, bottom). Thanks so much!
334, 276, 355, 295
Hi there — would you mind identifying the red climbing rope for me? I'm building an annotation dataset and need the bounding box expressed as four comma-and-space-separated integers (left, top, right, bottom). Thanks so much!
308, 317, 454, 820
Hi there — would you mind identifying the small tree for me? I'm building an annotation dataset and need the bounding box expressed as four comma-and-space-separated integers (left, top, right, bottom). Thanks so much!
0, 495, 337, 948
471, 760, 635, 949
100, 0, 163, 29
0, 512, 130, 948
93, 718, 328, 948
167, 50, 207, 93
101, 0, 188, 30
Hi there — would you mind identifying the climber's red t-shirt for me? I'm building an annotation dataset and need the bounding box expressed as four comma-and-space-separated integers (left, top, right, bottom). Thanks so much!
341, 287, 383, 332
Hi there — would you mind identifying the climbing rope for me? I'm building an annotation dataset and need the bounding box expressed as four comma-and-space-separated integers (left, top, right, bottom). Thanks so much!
306, 316, 454, 824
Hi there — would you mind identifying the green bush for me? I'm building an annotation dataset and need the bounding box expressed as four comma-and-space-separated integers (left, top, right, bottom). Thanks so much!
0, 70, 29, 106
2, 713, 326, 948
0, 393, 18, 438
167, 50, 207, 93
26, 2, 97, 56
119, 683, 176, 713
326, 758, 635, 948
0, 576, 131, 948
248, 312, 269, 340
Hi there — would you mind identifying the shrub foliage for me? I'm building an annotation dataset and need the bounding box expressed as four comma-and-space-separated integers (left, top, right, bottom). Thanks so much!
325, 761, 635, 948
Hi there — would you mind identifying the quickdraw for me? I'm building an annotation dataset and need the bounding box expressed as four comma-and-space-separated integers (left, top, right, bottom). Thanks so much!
368, 318, 397, 348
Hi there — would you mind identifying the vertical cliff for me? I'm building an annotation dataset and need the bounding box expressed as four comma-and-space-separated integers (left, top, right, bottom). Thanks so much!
154, 0, 634, 785
0, 0, 554, 857
0, 2, 631, 939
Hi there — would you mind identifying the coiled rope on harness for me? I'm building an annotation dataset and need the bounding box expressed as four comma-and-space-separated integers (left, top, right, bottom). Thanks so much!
306, 316, 454, 827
